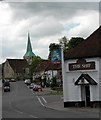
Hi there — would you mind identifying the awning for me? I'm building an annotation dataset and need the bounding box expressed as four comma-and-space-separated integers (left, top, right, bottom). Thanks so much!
74, 74, 97, 85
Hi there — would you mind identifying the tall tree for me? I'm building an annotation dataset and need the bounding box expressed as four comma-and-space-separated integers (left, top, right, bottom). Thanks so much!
29, 56, 42, 78
59, 36, 69, 52
67, 37, 85, 50
59, 36, 85, 53
48, 43, 61, 60
48, 37, 84, 59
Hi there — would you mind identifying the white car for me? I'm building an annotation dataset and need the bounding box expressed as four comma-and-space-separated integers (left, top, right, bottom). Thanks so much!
29, 83, 34, 89
24, 79, 31, 85
11, 79, 16, 82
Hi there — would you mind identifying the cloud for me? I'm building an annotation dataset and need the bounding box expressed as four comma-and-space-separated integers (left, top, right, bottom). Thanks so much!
0, 2, 99, 63
29, 17, 64, 37
66, 10, 99, 38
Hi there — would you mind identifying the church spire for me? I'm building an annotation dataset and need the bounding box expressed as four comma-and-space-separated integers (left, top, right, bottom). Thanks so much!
23, 33, 35, 64
27, 32, 33, 53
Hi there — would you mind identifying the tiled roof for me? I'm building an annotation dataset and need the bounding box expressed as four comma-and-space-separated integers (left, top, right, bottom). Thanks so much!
33, 60, 50, 72
74, 74, 97, 85
46, 62, 61, 71
33, 59, 61, 72
65, 26, 101, 60
7, 59, 28, 73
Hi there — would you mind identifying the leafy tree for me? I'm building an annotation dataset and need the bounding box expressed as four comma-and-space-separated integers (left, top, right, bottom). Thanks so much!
48, 37, 84, 59
59, 36, 85, 53
59, 36, 69, 53
50, 77, 58, 88
48, 43, 61, 60
29, 56, 42, 79
49, 43, 61, 51
67, 37, 85, 50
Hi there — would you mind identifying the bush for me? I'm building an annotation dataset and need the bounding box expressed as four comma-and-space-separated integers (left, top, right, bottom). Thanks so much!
50, 77, 58, 88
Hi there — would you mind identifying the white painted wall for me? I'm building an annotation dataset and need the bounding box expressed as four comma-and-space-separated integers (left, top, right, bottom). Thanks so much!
33, 69, 58, 82
90, 85, 99, 101
45, 70, 57, 80
63, 57, 100, 102
99, 58, 101, 101
4, 60, 14, 79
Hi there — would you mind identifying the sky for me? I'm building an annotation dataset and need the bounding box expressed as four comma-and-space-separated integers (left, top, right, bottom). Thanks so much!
0, 1, 100, 64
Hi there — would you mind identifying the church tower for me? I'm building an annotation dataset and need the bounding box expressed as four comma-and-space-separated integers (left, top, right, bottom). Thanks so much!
23, 33, 35, 65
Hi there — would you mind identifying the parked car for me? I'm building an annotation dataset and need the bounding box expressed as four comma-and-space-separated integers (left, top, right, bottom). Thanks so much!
33, 84, 42, 92
11, 79, 16, 82
29, 83, 34, 89
24, 79, 31, 85
2, 79, 5, 83
3, 81, 10, 92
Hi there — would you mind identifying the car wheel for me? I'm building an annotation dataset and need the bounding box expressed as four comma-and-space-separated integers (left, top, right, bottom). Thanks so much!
4, 90, 6, 92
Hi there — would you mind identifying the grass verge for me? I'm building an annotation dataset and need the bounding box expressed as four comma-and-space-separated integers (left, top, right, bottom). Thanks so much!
48, 90, 63, 95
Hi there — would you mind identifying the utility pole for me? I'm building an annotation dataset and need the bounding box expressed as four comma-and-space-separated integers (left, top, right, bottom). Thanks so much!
59, 38, 65, 103
60, 43, 65, 87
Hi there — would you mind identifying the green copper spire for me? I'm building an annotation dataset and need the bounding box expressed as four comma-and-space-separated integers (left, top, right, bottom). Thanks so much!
24, 33, 35, 58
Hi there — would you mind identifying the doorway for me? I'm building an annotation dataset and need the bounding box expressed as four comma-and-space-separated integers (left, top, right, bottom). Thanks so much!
81, 85, 90, 107
85, 85, 90, 107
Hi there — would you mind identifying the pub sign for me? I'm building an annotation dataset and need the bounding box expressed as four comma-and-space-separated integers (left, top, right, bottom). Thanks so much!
69, 59, 95, 71
51, 49, 61, 64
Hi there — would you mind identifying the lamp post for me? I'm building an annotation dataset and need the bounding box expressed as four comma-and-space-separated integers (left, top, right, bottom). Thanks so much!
58, 40, 66, 104
60, 43, 65, 87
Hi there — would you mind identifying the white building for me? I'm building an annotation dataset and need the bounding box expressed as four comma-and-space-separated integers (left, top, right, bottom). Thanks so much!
33, 59, 61, 85
63, 26, 101, 107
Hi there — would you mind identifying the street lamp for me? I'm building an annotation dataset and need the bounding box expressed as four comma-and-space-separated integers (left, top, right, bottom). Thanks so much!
59, 42, 65, 88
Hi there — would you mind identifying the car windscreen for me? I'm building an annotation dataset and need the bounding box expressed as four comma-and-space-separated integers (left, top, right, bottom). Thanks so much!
4, 82, 10, 87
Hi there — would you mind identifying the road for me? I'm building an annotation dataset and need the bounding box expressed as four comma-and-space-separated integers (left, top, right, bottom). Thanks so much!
2, 81, 99, 119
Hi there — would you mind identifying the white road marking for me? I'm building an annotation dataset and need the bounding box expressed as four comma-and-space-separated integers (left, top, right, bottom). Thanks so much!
42, 97, 47, 103
32, 92, 35, 95
28, 86, 47, 108
37, 96, 45, 107
29, 114, 38, 118
14, 109, 23, 114
11, 103, 39, 118
9, 97, 38, 118
32, 91, 47, 106
9, 102, 23, 114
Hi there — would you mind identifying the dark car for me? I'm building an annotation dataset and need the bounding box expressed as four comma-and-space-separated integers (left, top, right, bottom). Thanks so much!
3, 81, 10, 92
2, 79, 5, 83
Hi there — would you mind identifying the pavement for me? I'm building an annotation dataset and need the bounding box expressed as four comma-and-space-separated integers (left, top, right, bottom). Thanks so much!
35, 87, 99, 113
45, 101, 99, 113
